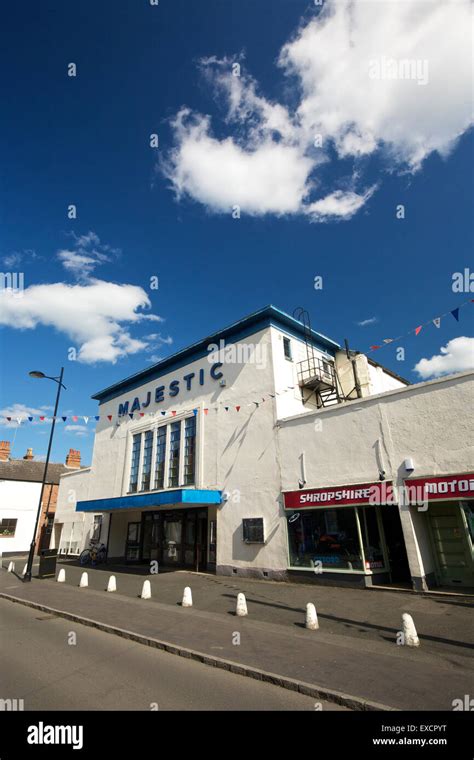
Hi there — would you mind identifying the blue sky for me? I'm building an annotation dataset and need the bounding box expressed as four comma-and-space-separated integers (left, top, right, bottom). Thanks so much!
1, 0, 473, 465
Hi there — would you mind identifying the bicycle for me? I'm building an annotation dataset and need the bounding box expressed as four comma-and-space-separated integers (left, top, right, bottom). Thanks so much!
79, 541, 107, 567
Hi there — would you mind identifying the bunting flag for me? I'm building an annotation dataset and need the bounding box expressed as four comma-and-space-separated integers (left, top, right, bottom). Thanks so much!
368, 298, 472, 353
2, 384, 302, 426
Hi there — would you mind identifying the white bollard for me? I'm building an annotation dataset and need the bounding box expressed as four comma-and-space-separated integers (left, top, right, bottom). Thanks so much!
79, 572, 88, 588
107, 575, 117, 592
305, 602, 319, 630
182, 586, 193, 607
7, 561, 14, 573
236, 592, 248, 617
402, 613, 420, 647
57, 568, 66, 583
141, 580, 151, 599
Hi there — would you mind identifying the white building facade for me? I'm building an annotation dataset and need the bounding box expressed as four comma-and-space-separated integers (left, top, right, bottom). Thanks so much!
55, 306, 474, 591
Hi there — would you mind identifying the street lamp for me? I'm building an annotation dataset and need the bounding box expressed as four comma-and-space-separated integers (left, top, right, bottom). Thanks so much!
24, 367, 66, 582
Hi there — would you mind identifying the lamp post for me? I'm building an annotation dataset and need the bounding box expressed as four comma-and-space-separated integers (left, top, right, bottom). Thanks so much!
24, 367, 66, 582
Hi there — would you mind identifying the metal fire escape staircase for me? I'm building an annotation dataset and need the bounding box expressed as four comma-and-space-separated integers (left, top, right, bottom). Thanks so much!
293, 307, 343, 409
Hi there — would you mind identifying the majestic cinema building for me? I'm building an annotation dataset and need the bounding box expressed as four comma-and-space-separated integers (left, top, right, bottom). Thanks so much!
55, 305, 474, 592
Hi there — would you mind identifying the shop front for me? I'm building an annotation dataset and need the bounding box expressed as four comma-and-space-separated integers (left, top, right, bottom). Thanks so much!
283, 482, 410, 586
404, 473, 474, 589
76, 488, 221, 573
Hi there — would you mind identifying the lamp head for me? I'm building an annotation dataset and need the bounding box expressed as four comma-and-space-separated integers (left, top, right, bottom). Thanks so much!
29, 371, 46, 379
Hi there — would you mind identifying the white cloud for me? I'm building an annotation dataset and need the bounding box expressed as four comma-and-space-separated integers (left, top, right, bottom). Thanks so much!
165, 110, 313, 216
0, 280, 162, 364
413, 337, 474, 379
357, 316, 378, 327
305, 187, 377, 222
64, 425, 89, 437
57, 231, 120, 280
164, 0, 472, 220
0, 403, 47, 428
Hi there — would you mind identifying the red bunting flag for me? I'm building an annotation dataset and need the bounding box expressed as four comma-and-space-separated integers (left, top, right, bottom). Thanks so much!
204, 409, 209, 415
39, 416, 45, 421
236, 406, 240, 412
415, 326, 422, 336
107, 415, 113, 421
72, 416, 78, 422
370, 345, 381, 351
139, 413, 144, 417
171, 410, 177, 416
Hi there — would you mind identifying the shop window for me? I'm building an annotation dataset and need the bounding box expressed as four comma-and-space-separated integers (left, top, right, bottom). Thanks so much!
140, 430, 153, 491
283, 337, 292, 360
154, 426, 167, 489
242, 518, 265, 544
168, 422, 181, 488
287, 508, 363, 571
0, 518, 17, 537
129, 433, 142, 493
359, 506, 386, 570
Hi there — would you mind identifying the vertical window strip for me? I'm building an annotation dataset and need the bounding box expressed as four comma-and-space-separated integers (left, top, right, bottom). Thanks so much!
168, 421, 181, 488
183, 416, 196, 485
154, 426, 167, 490
140, 430, 153, 491
129, 433, 142, 492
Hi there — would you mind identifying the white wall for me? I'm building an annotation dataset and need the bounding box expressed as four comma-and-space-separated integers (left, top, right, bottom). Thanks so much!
0, 480, 41, 553
55, 467, 94, 555
278, 371, 474, 583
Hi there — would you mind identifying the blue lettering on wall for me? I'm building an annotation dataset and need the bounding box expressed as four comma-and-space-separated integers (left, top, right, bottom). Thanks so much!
169, 380, 180, 397
210, 362, 224, 380
118, 366, 225, 415
130, 397, 141, 414
183, 372, 195, 391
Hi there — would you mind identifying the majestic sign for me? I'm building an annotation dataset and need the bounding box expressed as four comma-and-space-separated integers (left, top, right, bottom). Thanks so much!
283, 482, 395, 509
117, 362, 224, 416
404, 474, 474, 503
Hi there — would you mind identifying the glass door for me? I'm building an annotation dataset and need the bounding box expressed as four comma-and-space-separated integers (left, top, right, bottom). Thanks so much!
142, 513, 161, 563
183, 512, 197, 568
162, 512, 183, 566
125, 521, 141, 562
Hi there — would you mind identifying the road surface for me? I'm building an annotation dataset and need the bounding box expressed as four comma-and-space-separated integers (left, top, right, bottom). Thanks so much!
0, 599, 347, 710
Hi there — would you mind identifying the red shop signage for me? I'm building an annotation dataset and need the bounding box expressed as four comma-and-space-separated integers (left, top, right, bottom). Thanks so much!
283, 482, 395, 510
404, 473, 474, 503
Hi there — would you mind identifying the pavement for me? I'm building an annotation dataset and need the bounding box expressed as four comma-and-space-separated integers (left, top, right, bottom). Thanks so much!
1, 558, 473, 711
1, 600, 346, 710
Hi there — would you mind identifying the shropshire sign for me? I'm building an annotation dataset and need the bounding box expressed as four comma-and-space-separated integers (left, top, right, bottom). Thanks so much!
117, 362, 224, 416
283, 482, 395, 509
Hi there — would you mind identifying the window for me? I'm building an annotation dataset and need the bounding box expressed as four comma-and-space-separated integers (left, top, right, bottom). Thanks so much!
92, 515, 103, 542
242, 518, 265, 543
283, 337, 292, 360
183, 415, 196, 485
287, 508, 363, 571
140, 430, 153, 491
154, 426, 167, 489
168, 421, 181, 488
129, 416, 197, 493
129, 433, 142, 492
0, 518, 17, 537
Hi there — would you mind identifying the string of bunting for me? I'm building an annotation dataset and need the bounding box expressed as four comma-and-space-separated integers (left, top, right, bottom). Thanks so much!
368, 298, 474, 352
2, 385, 300, 426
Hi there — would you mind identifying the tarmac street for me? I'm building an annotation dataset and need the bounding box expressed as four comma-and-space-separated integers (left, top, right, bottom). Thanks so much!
0, 599, 346, 711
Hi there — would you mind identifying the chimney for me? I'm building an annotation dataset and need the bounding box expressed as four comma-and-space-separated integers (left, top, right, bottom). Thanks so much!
0, 441, 11, 461
23, 447, 34, 460
66, 448, 81, 469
